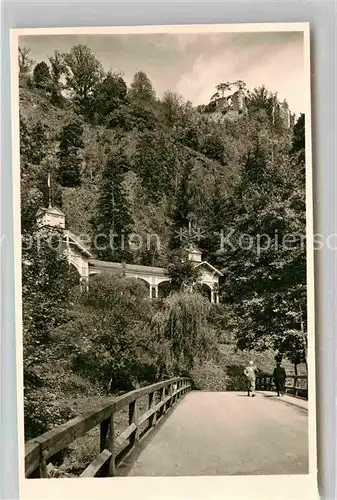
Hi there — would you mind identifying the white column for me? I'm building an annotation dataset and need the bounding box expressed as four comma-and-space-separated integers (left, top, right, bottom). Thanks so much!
210, 290, 215, 303
216, 293, 220, 304
154, 285, 158, 299
80, 277, 89, 292
149, 285, 153, 299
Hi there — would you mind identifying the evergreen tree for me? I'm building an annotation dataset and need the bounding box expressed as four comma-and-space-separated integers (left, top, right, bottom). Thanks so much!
20, 118, 49, 167
33, 61, 52, 89
93, 147, 133, 262
57, 120, 84, 187
170, 158, 193, 251
20, 118, 63, 232
133, 131, 178, 202
291, 113, 305, 166
129, 71, 157, 130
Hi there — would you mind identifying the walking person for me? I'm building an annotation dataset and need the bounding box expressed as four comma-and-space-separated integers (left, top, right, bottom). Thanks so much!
273, 361, 286, 396
244, 361, 258, 397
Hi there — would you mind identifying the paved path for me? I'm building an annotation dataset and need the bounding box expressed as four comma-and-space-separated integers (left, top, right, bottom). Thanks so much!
127, 391, 308, 476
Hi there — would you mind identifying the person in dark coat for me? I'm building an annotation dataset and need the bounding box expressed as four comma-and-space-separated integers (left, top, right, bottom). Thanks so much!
273, 361, 286, 396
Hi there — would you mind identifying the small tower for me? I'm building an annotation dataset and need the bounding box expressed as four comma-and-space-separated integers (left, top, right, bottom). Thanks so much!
36, 170, 66, 229
36, 205, 66, 229
183, 244, 202, 263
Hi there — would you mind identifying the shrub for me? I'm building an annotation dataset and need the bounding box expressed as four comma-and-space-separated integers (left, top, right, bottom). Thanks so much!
152, 291, 218, 371
191, 361, 228, 391
33, 61, 52, 89
24, 390, 74, 440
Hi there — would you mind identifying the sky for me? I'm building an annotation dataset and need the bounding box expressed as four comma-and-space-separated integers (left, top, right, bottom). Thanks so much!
20, 31, 305, 115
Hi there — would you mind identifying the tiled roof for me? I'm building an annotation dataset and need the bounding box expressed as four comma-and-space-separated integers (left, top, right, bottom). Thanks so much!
64, 230, 93, 257
89, 259, 168, 276
36, 205, 65, 217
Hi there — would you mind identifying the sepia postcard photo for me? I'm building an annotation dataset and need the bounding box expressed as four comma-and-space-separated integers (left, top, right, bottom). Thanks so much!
10, 23, 317, 500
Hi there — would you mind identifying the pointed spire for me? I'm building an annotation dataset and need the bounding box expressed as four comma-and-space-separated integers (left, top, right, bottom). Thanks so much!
47, 170, 52, 208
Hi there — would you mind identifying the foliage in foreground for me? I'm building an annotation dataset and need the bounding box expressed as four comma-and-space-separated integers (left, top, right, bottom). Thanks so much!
23, 263, 221, 439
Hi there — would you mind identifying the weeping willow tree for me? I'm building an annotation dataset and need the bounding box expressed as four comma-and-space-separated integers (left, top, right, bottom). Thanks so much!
152, 291, 218, 374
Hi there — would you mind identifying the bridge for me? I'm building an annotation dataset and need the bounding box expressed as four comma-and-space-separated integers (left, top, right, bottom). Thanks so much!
25, 375, 308, 479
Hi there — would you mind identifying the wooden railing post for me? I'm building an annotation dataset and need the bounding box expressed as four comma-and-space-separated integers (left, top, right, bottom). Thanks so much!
160, 387, 166, 416
30, 449, 47, 478
129, 400, 139, 446
168, 384, 173, 408
30, 465, 47, 478
293, 376, 297, 397
148, 391, 157, 428
172, 382, 177, 404
100, 415, 115, 476
166, 384, 171, 409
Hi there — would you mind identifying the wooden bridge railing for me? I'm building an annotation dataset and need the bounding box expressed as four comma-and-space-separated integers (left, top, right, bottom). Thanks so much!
256, 374, 308, 399
25, 377, 192, 479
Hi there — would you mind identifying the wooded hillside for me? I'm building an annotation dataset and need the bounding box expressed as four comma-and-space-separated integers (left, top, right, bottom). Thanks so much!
19, 45, 307, 463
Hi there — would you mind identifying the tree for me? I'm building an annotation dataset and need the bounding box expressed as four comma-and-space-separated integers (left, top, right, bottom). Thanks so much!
291, 113, 305, 166
57, 120, 84, 187
129, 71, 156, 104
89, 72, 128, 123
18, 46, 34, 74
22, 226, 74, 438
93, 146, 133, 262
169, 158, 193, 251
128, 71, 157, 130
217, 140, 307, 370
247, 86, 281, 128
20, 118, 63, 232
33, 61, 52, 89
233, 80, 247, 91
201, 133, 224, 163
133, 131, 178, 201
161, 91, 184, 128
20, 118, 50, 167
152, 292, 217, 371
63, 44, 104, 108
216, 82, 232, 98
48, 50, 66, 105
167, 257, 201, 293
210, 91, 220, 102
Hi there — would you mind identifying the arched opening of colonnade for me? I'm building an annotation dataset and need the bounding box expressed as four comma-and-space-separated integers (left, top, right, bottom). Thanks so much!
158, 280, 171, 299
68, 262, 89, 292
199, 283, 212, 302
133, 278, 172, 299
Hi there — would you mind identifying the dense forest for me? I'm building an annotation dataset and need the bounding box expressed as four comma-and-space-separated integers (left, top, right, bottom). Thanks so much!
19, 44, 307, 469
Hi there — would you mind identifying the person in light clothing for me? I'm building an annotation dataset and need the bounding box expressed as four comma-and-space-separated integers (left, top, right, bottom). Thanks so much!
244, 361, 259, 397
